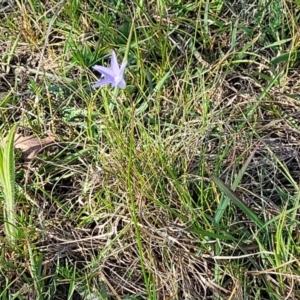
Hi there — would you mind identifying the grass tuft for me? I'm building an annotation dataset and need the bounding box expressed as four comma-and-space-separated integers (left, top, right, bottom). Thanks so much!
1, 0, 300, 299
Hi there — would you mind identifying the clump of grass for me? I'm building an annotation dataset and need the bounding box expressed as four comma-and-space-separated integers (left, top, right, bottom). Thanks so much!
1, 0, 300, 299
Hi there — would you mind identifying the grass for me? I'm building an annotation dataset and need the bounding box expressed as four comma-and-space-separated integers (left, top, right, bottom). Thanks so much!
0, 0, 300, 299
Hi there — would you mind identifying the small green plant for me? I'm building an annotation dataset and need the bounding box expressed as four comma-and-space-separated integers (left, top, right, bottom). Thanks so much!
0, 124, 17, 242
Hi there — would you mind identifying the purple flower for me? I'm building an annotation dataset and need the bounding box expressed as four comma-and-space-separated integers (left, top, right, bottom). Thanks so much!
92, 51, 127, 89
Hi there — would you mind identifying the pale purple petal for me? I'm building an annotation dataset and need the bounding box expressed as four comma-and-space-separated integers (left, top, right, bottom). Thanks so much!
110, 51, 120, 73
119, 61, 127, 76
92, 78, 114, 88
115, 78, 126, 89
92, 65, 114, 78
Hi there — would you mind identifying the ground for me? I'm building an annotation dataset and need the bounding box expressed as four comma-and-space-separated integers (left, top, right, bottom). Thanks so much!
0, 0, 300, 299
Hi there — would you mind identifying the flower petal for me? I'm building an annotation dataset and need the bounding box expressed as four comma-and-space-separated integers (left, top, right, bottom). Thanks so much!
110, 51, 120, 74
114, 78, 126, 89
119, 61, 127, 76
92, 65, 114, 78
92, 78, 114, 88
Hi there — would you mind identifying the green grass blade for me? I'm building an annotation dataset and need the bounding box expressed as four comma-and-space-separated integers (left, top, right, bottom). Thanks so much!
271, 51, 300, 65
0, 124, 17, 242
213, 144, 260, 225
211, 175, 265, 230
189, 227, 239, 242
